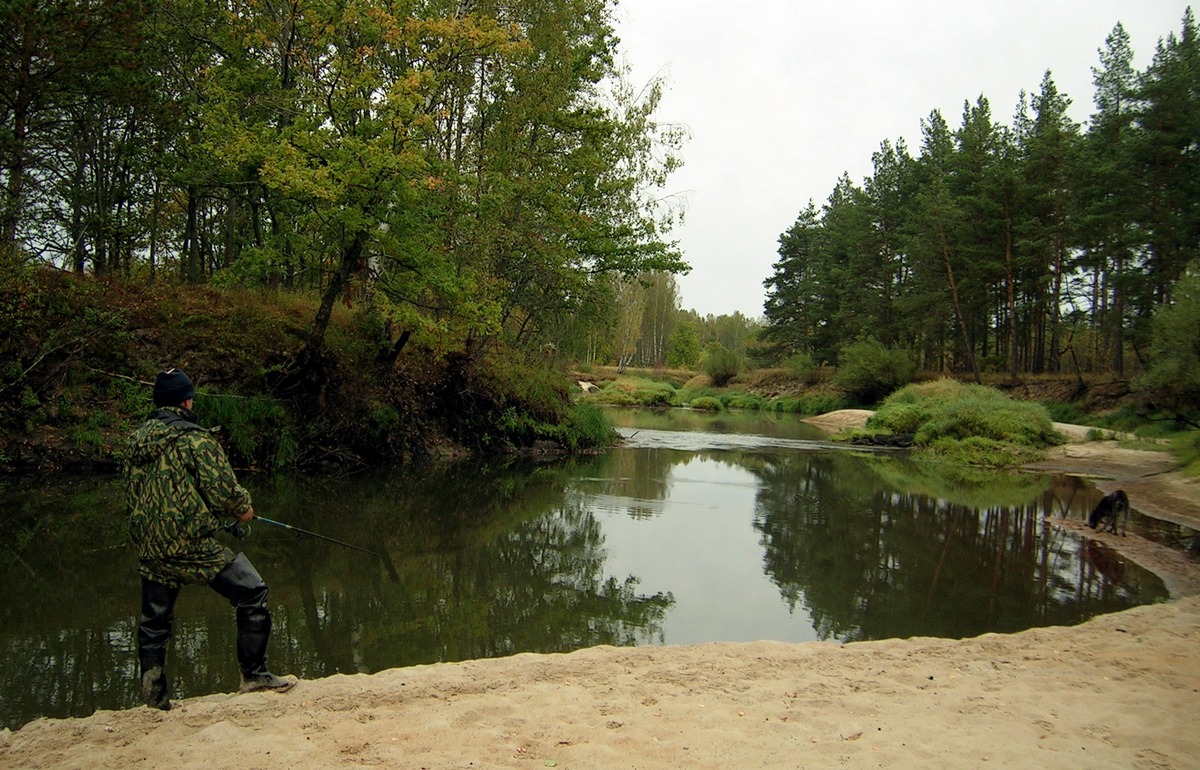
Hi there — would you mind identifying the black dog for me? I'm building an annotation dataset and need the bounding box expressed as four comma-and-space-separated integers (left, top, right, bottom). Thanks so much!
1088, 489, 1130, 535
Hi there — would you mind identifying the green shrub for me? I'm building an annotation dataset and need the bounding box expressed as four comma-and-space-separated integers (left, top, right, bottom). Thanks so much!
561, 403, 617, 449
703, 344, 740, 387
783, 352, 819, 383
591, 390, 639, 406
675, 385, 717, 405
631, 382, 676, 406
198, 391, 292, 468
274, 428, 301, 471
833, 337, 914, 405
771, 397, 797, 413
866, 380, 1061, 465
1137, 264, 1200, 429
1042, 401, 1087, 424
482, 355, 569, 424
1091, 402, 1150, 434
725, 393, 767, 410
769, 393, 849, 415
690, 396, 723, 411
866, 402, 928, 435
914, 398, 1058, 447
1175, 431, 1200, 476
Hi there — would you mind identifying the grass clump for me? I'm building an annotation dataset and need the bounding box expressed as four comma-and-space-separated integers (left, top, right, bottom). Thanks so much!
555, 403, 618, 450
631, 382, 676, 406
770, 392, 850, 415
689, 396, 723, 411
724, 393, 768, 410
581, 376, 679, 407
1176, 431, 1200, 477
865, 379, 1062, 466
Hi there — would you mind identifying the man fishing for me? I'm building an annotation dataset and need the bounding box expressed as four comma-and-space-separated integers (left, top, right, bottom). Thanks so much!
124, 367, 295, 710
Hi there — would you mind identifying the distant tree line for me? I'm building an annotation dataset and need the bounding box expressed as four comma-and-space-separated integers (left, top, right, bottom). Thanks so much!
762, 13, 1200, 381
554, 267, 762, 374
0, 0, 688, 366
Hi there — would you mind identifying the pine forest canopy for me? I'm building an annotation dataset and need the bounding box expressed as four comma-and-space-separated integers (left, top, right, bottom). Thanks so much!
0, 0, 688, 363
763, 10, 1200, 381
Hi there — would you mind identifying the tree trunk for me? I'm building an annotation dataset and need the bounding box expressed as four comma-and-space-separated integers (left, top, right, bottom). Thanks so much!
303, 229, 369, 363
1, 11, 34, 245
938, 230, 981, 383
1004, 222, 1018, 382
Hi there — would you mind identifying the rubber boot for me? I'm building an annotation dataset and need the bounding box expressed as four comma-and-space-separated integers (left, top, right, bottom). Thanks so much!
235, 608, 296, 693
210, 553, 297, 694
140, 665, 171, 710
137, 578, 179, 710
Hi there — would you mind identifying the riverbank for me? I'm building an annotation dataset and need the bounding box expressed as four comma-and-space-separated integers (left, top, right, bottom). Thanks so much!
3, 419, 1198, 770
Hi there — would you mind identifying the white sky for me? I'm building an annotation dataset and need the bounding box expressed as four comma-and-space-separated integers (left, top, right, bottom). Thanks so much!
612, 0, 1193, 319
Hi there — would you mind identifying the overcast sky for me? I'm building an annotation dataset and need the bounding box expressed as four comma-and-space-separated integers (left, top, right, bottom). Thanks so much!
611, 0, 1193, 319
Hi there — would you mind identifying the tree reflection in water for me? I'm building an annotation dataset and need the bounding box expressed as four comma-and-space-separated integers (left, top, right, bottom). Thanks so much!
0, 432, 1171, 730
750, 452, 1165, 641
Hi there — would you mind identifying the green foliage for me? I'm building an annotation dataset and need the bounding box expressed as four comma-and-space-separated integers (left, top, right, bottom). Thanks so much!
484, 356, 572, 426
689, 396, 723, 411
923, 383, 1057, 446
1041, 401, 1088, 425
867, 402, 928, 435
665, 319, 701, 368
1174, 431, 1200, 477
197, 392, 293, 470
70, 413, 108, 449
559, 404, 618, 450
580, 375, 680, 408
1090, 402, 1152, 434
631, 382, 676, 407
833, 337, 914, 405
1137, 263, 1200, 428
671, 384, 713, 406
702, 343, 740, 387
866, 380, 1061, 465
368, 404, 402, 441
760, 13, 1199, 380
2, 0, 690, 371
0, 274, 619, 470
768, 393, 850, 415
783, 352, 820, 383
723, 393, 767, 410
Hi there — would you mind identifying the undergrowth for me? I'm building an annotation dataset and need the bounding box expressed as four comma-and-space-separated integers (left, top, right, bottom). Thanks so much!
865, 380, 1061, 467
0, 268, 610, 473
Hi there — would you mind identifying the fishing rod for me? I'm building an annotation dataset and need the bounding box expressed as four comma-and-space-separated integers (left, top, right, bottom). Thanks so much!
222, 515, 399, 580
259, 516, 389, 559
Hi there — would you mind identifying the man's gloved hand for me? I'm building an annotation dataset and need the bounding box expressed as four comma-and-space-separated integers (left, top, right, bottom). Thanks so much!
221, 519, 250, 540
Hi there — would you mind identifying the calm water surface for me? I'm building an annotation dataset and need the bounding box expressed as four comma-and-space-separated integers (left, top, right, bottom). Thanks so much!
0, 408, 1171, 728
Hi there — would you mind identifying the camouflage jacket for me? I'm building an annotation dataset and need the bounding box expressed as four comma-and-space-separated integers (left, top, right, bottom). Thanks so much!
124, 406, 252, 587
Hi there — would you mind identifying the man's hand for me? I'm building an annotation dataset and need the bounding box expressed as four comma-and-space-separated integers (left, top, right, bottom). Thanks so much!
237, 507, 255, 523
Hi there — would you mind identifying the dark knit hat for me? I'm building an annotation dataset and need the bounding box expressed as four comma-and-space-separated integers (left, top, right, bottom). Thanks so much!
153, 368, 195, 407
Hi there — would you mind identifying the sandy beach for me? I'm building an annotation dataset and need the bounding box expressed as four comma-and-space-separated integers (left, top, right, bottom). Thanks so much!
3, 414, 1199, 770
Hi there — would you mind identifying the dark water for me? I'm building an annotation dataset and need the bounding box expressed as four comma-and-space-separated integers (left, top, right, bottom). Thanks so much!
0, 408, 1174, 729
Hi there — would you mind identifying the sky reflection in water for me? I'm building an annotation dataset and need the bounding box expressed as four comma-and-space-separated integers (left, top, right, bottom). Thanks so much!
0, 410, 1168, 729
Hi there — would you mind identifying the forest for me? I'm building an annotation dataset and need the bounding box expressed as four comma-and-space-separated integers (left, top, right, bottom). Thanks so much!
1, 0, 690, 370
2, 2, 1199, 457
762, 13, 1200, 385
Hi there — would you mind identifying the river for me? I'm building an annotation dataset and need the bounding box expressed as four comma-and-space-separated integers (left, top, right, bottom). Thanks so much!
0, 408, 1167, 729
